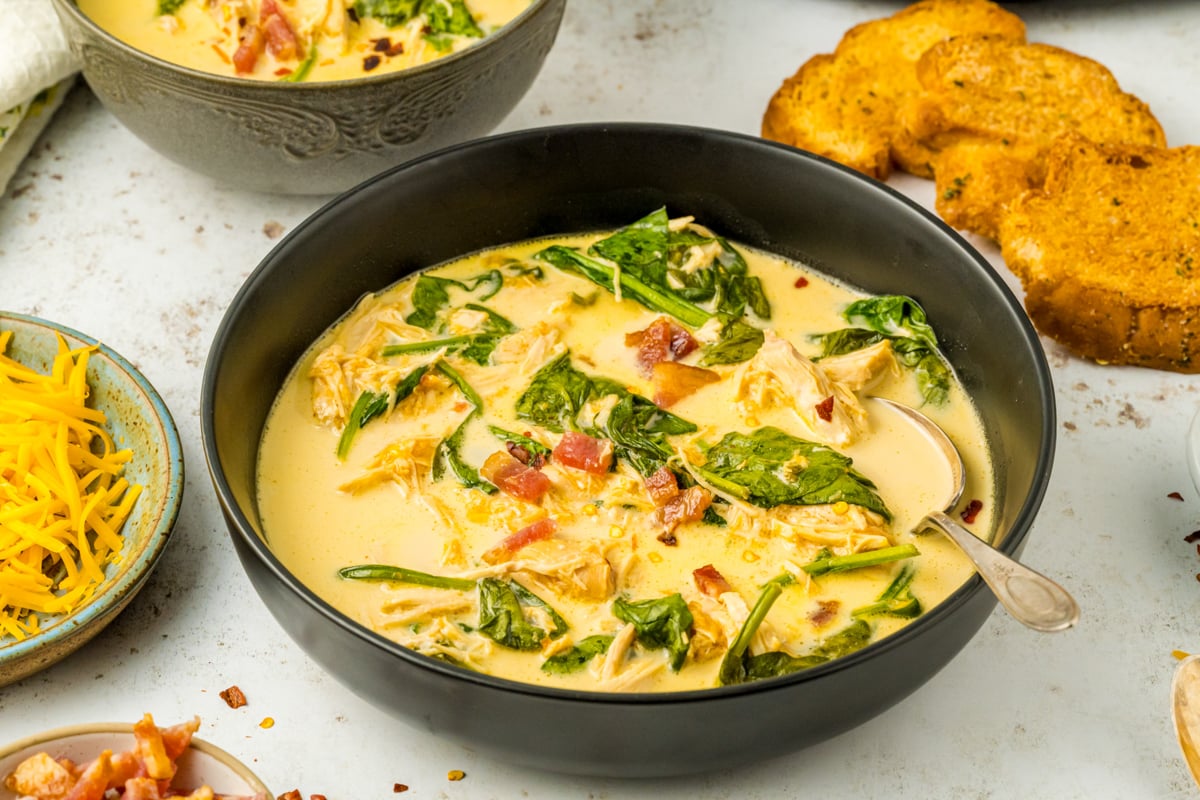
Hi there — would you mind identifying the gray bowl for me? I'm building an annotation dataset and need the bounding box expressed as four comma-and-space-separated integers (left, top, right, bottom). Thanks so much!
49, 0, 565, 195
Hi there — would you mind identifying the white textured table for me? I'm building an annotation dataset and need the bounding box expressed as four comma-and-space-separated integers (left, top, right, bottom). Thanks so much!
4, 1, 1200, 797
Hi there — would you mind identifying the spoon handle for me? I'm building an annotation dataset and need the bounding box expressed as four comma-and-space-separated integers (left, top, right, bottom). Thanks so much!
922, 511, 1080, 633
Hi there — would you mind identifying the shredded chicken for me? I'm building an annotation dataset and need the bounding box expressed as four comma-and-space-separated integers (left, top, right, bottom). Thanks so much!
818, 340, 899, 392
387, 615, 493, 670
461, 538, 616, 602
770, 503, 893, 553
734, 331, 867, 447
379, 586, 475, 627
686, 598, 730, 662
338, 436, 440, 496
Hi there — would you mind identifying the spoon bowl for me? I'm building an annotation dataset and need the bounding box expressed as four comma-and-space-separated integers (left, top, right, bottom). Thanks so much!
869, 397, 1079, 633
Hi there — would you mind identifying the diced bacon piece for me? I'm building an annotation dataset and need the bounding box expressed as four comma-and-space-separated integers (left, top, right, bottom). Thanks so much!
644, 466, 680, 506
625, 317, 698, 376
815, 395, 835, 423
232, 25, 263, 74
809, 599, 840, 627
505, 438, 545, 468
260, 0, 299, 60
692, 564, 733, 598
652, 361, 720, 408
64, 750, 112, 800
552, 431, 614, 474
122, 777, 164, 800
480, 451, 552, 503
658, 486, 713, 535
481, 518, 557, 564
133, 713, 174, 781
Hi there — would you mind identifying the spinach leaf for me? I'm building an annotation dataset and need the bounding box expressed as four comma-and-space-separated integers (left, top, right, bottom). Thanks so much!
384, 304, 515, 366
513, 353, 594, 432
424, 0, 484, 37
842, 295, 938, 350
698, 316, 765, 366
696, 427, 890, 519
802, 544, 919, 577
406, 270, 503, 330
852, 563, 923, 619
335, 363, 432, 459
536, 245, 712, 328
813, 295, 951, 406
719, 581, 873, 685
590, 207, 672, 288
478, 578, 547, 651
488, 426, 552, 460
612, 593, 693, 671
514, 354, 697, 476
541, 635, 614, 674
339, 564, 476, 591
430, 362, 493, 492
156, 0, 185, 14
353, 0, 421, 26
509, 580, 569, 640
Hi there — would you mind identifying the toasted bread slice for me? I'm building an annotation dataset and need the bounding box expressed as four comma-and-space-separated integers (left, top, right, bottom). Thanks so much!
999, 134, 1200, 372
901, 35, 1165, 239
761, 0, 1025, 180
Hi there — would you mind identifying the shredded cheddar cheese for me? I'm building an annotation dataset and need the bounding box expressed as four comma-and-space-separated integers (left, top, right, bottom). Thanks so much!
0, 330, 142, 641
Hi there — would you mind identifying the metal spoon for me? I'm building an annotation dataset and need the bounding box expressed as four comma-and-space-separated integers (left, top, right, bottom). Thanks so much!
869, 396, 1079, 633
1173, 654, 1200, 788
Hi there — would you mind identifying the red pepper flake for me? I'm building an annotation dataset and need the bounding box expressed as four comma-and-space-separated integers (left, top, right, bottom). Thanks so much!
815, 395, 835, 422
393, 784, 409, 793
793, 276, 809, 288
453, 401, 468, 412
808, 600, 840, 627
274, 67, 292, 76
1187, 530, 1200, 543
960, 499, 983, 524
373, 37, 392, 52
1169, 491, 1185, 501
657, 530, 678, 546
363, 54, 382, 71
387, 41, 405, 56
219, 685, 248, 709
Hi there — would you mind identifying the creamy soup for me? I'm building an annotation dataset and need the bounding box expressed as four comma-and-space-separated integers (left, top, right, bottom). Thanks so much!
257, 210, 990, 692
78, 0, 532, 82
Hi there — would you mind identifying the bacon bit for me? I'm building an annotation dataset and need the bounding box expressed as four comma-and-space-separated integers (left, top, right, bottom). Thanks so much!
693, 564, 732, 597
815, 395, 835, 422
363, 54, 382, 71
481, 518, 557, 564
387, 41, 405, 57
260, 0, 298, 60
652, 361, 720, 408
960, 499, 983, 524
274, 67, 292, 76
552, 431, 614, 474
448, 770, 466, 781
657, 530, 677, 546
794, 276, 810, 288
626, 317, 698, 376
232, 25, 264, 73
219, 685, 248, 709
644, 466, 680, 506
278, 792, 302, 800
658, 486, 713, 534
393, 785, 409, 794
809, 600, 840, 627
1186, 531, 1200, 543
480, 451, 552, 503
505, 440, 545, 468
373, 37, 392, 52
1169, 491, 1185, 501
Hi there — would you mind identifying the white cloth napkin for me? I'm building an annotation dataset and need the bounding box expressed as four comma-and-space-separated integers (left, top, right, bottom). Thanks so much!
0, 0, 80, 193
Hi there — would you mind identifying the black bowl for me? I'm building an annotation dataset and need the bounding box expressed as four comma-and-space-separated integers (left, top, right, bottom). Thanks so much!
201, 123, 1055, 777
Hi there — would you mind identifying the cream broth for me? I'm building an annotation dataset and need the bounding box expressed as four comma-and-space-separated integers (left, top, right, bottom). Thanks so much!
257, 214, 990, 693
78, 0, 532, 82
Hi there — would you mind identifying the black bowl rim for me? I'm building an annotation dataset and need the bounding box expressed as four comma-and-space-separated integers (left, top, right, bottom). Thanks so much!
52, 0, 559, 91
201, 121, 1056, 706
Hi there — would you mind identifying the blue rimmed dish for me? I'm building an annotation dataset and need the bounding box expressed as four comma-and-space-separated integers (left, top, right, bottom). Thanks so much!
0, 312, 184, 687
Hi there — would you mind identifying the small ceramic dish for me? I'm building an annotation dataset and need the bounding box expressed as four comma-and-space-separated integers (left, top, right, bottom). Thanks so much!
1187, 407, 1200, 496
0, 312, 185, 687
0, 723, 270, 798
